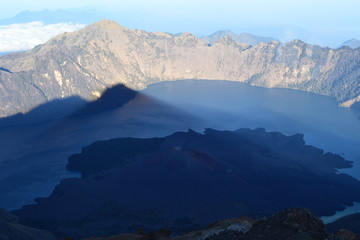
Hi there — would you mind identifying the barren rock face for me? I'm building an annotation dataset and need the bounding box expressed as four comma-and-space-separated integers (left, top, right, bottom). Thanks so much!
1, 20, 360, 118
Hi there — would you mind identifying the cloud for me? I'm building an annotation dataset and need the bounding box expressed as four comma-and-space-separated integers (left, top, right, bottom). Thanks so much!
0, 21, 84, 52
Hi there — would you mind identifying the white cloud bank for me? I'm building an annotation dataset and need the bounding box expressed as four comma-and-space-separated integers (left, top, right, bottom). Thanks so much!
0, 21, 84, 52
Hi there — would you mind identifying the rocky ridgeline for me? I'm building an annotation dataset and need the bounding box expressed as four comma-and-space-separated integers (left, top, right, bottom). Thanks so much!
201, 30, 277, 46
2, 207, 358, 240
1, 20, 360, 118
78, 209, 359, 240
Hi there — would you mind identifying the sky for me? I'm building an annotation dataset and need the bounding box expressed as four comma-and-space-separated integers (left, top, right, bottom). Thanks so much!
1, 0, 359, 28
0, 0, 359, 49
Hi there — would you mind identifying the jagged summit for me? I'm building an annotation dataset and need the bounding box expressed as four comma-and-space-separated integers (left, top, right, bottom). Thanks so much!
87, 19, 123, 28
79, 19, 130, 35
30, 19, 129, 53
214, 35, 239, 45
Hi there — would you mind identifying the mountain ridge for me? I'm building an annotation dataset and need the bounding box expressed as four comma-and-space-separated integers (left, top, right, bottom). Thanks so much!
201, 30, 278, 46
1, 20, 360, 118
339, 39, 360, 49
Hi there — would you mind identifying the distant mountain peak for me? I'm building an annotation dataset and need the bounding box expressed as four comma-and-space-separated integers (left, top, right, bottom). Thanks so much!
80, 19, 129, 35
339, 39, 360, 49
214, 35, 235, 43
87, 19, 124, 29
286, 39, 307, 46
202, 30, 278, 46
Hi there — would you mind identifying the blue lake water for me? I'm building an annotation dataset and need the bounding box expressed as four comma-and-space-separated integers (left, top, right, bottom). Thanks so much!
0, 51, 22, 55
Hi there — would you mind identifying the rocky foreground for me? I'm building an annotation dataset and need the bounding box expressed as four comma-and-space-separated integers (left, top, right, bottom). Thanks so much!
2, 208, 359, 240
76, 208, 360, 240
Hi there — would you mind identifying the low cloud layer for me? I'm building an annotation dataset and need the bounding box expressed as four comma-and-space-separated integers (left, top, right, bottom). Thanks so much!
0, 21, 84, 52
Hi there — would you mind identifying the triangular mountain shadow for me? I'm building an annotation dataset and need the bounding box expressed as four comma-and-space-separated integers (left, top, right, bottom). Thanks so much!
73, 84, 137, 115
0, 83, 203, 211
0, 84, 138, 128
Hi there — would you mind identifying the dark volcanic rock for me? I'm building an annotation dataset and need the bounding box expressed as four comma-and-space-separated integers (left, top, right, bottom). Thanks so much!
67, 137, 164, 177
204, 209, 360, 240
79, 209, 360, 240
243, 208, 328, 240
13, 129, 360, 239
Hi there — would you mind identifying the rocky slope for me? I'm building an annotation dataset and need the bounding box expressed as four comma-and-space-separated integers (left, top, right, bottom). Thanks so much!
13, 128, 360, 239
204, 208, 359, 240
1, 20, 360, 118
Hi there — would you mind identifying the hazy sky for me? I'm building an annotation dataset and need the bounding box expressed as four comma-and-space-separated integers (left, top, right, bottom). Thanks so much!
1, 0, 359, 27
0, 0, 360, 47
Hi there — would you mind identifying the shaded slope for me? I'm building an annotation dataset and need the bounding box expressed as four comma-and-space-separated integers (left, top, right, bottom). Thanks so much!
13, 128, 360, 239
0, 82, 201, 210
0, 83, 136, 128
0, 96, 86, 128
